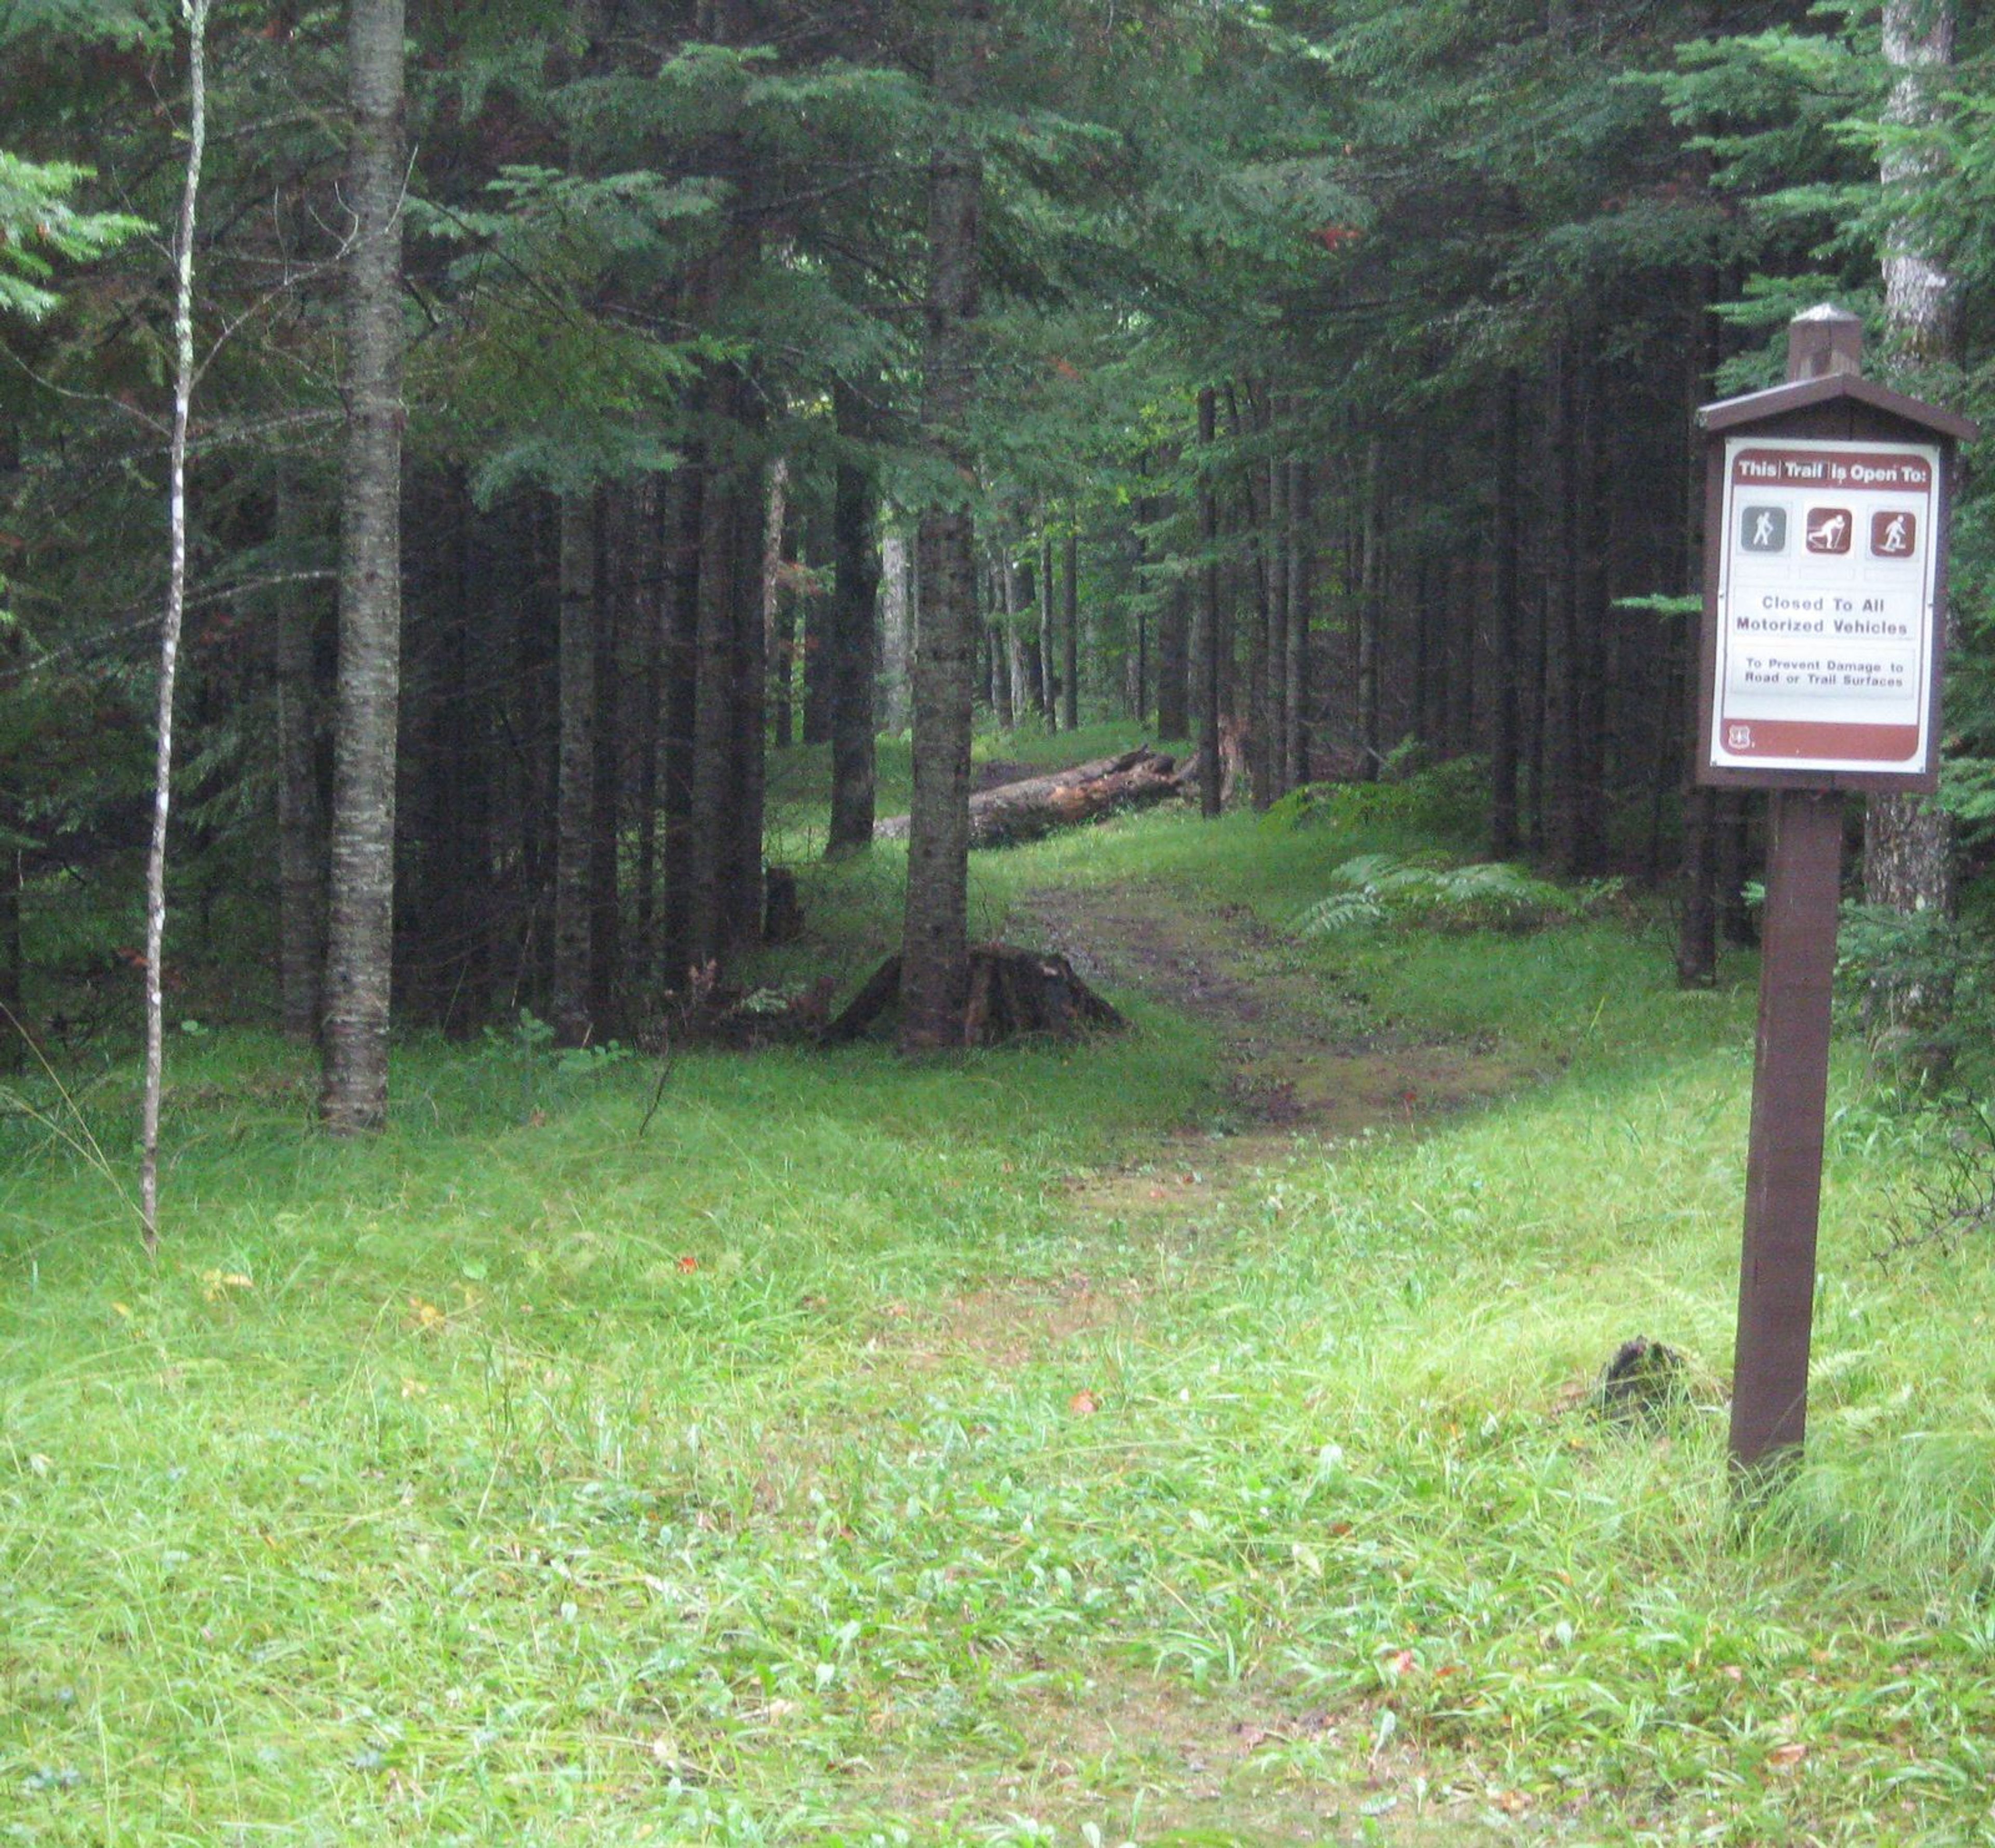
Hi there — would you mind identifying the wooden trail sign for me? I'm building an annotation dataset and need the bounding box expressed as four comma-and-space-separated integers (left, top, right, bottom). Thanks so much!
1696, 306, 1977, 1476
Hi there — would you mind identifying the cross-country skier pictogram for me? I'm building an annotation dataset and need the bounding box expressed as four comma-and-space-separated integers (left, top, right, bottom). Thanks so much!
1805, 508, 1851, 554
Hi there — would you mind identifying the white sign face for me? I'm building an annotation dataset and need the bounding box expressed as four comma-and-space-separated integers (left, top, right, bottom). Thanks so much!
1710, 437, 1940, 774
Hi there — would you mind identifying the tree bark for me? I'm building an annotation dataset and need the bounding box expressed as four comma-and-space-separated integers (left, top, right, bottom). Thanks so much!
660, 461, 703, 990
1284, 458, 1312, 792
900, 1, 986, 1054
1061, 524, 1080, 733
880, 529, 912, 732
1866, 0, 1958, 923
828, 383, 879, 856
588, 491, 621, 1031
552, 488, 597, 1045
320, 0, 405, 1134
1038, 526, 1057, 729
273, 463, 326, 1041
1489, 376, 1522, 857
1355, 435, 1384, 781
1196, 386, 1222, 817
140, 0, 210, 1238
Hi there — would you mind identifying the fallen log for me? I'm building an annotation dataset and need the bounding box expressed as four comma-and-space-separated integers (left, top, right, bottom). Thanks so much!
876, 748, 1182, 849
820, 943, 1126, 1046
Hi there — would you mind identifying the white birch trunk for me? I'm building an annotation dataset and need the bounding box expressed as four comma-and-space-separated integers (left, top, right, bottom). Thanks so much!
140, 0, 211, 1245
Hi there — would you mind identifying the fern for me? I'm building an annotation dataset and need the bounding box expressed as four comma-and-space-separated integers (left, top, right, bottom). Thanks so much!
1297, 854, 1619, 937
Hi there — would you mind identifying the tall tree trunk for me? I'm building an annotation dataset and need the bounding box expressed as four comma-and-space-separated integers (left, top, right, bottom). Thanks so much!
633, 477, 664, 987
320, 0, 405, 1134
1038, 526, 1057, 729
725, 445, 769, 958
273, 464, 326, 1041
688, 415, 739, 973
1195, 386, 1222, 816
1866, 0, 1958, 922
1568, 354, 1610, 875
1156, 578, 1189, 740
552, 489, 597, 1045
880, 529, 912, 733
1264, 445, 1290, 804
437, 467, 492, 1033
1061, 524, 1080, 733
1356, 435, 1384, 781
588, 493, 621, 1031
828, 384, 880, 855
1676, 301, 1720, 986
1489, 376, 1522, 857
140, 0, 209, 1239
900, 2, 986, 1053
660, 462, 702, 990
1284, 458, 1312, 791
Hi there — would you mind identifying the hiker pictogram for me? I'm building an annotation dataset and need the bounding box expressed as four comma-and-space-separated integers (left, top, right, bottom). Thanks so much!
1740, 506, 1786, 552
1804, 507, 1852, 554
1870, 510, 1917, 557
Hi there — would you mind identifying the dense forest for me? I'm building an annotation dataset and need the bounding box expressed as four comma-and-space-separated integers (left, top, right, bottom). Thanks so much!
3, 0, 1991, 1123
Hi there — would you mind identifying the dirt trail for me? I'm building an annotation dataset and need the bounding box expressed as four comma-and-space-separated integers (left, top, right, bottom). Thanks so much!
1019, 878, 1531, 1159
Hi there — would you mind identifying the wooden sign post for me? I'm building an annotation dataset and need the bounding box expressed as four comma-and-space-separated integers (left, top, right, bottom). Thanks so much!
1697, 307, 1976, 1475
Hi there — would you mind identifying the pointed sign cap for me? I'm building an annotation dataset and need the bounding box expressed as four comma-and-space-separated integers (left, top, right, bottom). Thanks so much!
1700, 302, 1978, 443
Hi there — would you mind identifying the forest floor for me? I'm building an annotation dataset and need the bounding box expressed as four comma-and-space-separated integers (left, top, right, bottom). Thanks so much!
8, 751, 1995, 1847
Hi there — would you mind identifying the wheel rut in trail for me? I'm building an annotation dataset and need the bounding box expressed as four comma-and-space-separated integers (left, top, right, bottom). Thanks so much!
1018, 880, 1536, 1152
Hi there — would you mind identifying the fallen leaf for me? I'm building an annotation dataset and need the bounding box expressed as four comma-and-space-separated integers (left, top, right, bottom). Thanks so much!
676, 1255, 699, 1274
1767, 1741, 1807, 1769
1385, 1648, 1416, 1676
408, 1296, 447, 1331
1494, 1789, 1531, 1815
1068, 1388, 1099, 1416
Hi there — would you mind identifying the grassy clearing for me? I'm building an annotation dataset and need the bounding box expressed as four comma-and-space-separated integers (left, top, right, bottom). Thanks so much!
7, 784, 1995, 1846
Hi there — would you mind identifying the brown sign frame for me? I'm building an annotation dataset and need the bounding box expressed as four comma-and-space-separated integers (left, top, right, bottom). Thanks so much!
1696, 374, 1973, 795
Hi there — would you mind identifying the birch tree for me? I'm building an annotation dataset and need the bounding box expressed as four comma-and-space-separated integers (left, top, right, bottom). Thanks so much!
139, 0, 210, 1245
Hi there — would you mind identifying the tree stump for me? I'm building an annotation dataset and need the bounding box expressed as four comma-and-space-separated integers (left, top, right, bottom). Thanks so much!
821, 943, 1126, 1046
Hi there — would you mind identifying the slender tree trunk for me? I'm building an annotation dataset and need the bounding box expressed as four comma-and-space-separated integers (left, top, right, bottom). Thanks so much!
1038, 526, 1057, 729
900, 2, 986, 1053
140, 0, 210, 1239
688, 394, 741, 972
828, 384, 879, 855
588, 493, 621, 1030
1156, 578, 1189, 741
880, 529, 912, 732
320, 0, 406, 1132
1061, 524, 1079, 733
552, 489, 597, 1045
1866, 0, 1958, 923
273, 464, 326, 1041
1195, 387, 1222, 816
1677, 311, 1719, 986
1490, 376, 1522, 857
660, 462, 702, 990
1284, 458, 1312, 791
633, 478, 663, 986
1265, 446, 1289, 803
1002, 551, 1031, 726
725, 445, 769, 957
1356, 436, 1384, 780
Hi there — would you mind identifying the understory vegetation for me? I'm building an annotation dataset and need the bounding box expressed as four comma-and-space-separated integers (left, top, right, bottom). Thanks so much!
7, 790, 1995, 1848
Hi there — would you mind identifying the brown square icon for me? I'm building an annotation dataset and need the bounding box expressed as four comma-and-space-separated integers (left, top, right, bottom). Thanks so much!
1870, 509, 1918, 557
1804, 507, 1852, 554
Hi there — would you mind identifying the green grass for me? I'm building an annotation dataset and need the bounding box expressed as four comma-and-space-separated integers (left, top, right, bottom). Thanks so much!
7, 798, 1995, 1845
